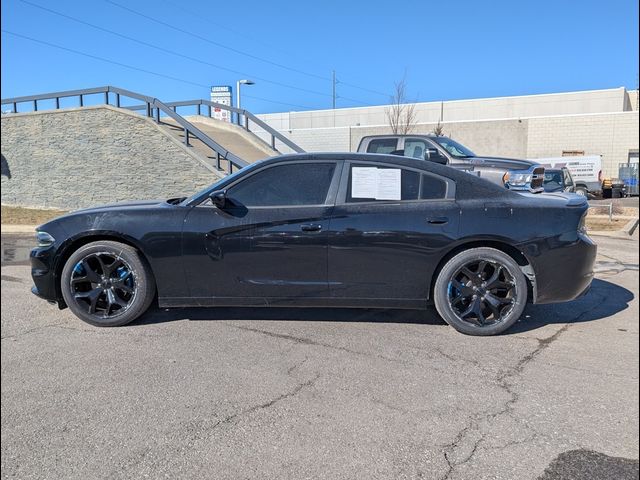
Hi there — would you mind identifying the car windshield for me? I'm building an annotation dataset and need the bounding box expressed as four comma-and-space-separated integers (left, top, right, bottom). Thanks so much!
431, 137, 476, 158
544, 171, 563, 186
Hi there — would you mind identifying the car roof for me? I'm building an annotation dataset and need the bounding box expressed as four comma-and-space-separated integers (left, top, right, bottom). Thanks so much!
360, 134, 441, 139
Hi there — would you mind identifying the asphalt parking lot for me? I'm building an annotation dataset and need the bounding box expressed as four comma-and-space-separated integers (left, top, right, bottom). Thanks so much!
1, 232, 638, 479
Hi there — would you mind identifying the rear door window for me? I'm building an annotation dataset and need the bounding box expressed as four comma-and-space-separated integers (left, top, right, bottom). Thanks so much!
345, 163, 447, 203
366, 138, 398, 154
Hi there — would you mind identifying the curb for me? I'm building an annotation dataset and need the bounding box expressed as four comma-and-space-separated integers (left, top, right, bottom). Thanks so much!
1, 225, 37, 234
588, 217, 639, 239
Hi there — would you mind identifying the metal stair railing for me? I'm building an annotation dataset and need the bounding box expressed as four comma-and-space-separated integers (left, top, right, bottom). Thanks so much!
123, 99, 304, 154
0, 85, 291, 173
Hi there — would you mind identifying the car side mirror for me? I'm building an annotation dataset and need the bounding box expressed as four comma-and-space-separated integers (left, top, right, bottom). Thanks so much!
426, 148, 447, 164
209, 189, 227, 209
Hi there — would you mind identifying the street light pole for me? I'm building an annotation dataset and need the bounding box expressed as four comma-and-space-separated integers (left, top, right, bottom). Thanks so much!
236, 79, 255, 126
236, 79, 255, 110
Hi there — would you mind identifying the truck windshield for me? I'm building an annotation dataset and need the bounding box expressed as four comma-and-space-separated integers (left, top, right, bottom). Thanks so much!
432, 137, 476, 158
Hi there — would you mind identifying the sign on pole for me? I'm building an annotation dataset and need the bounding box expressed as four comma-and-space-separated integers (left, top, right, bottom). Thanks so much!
210, 86, 232, 123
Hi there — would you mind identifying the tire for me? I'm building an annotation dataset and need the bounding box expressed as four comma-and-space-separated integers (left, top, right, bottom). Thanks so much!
60, 241, 156, 327
433, 247, 527, 336
575, 186, 588, 197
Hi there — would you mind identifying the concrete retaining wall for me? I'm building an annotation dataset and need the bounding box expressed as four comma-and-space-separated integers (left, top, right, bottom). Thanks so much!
1, 106, 221, 210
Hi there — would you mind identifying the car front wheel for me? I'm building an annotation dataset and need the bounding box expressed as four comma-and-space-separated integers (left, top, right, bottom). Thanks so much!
433, 247, 528, 336
60, 241, 156, 327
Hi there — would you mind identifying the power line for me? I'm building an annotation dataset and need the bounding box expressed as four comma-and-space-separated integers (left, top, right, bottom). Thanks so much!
104, 0, 388, 100
158, 0, 309, 61
105, 0, 329, 82
18, 0, 351, 102
1, 30, 315, 110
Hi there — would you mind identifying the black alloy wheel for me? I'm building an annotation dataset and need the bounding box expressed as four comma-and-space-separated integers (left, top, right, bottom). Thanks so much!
447, 259, 517, 327
70, 252, 137, 318
61, 241, 156, 327
434, 247, 528, 336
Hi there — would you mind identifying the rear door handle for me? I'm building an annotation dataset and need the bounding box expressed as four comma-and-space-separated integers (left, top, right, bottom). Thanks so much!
427, 217, 449, 225
301, 224, 322, 232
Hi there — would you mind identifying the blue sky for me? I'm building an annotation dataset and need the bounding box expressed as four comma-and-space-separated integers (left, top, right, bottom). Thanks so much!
1, 0, 638, 114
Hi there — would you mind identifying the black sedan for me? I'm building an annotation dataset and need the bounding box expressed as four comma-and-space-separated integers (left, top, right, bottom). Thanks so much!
30, 153, 597, 336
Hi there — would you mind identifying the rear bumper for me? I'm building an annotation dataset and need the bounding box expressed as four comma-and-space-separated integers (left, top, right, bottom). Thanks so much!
528, 233, 597, 304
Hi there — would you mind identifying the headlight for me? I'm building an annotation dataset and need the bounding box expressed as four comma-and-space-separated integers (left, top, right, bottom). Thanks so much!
503, 171, 533, 188
35, 231, 55, 247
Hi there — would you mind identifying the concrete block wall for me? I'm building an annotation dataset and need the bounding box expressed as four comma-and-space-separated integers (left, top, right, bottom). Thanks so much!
1, 106, 222, 210
527, 112, 640, 177
258, 87, 628, 130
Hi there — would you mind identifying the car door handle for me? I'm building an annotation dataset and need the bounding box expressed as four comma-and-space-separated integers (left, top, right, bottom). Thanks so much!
427, 217, 449, 225
301, 224, 322, 232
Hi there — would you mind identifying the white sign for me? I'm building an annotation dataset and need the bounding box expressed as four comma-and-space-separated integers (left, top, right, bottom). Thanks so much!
210, 85, 232, 123
351, 167, 402, 200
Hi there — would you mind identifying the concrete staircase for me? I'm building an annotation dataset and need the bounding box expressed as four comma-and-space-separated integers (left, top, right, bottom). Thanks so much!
160, 115, 278, 172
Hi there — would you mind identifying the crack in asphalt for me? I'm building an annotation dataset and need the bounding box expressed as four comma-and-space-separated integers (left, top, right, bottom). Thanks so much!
287, 356, 308, 376
111, 374, 320, 478
1, 274, 26, 283
224, 323, 408, 365
1, 320, 72, 340
439, 291, 607, 480
184, 374, 320, 447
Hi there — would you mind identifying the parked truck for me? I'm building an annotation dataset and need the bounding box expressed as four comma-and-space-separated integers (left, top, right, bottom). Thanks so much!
357, 135, 545, 193
532, 155, 603, 198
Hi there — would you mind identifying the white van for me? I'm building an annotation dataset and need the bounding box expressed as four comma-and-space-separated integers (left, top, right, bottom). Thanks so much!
530, 155, 602, 197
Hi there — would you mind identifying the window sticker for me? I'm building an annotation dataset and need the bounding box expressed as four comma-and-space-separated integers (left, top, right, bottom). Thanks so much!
351, 167, 402, 200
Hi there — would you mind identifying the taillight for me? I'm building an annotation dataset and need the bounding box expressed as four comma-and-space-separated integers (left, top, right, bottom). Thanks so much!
578, 213, 587, 234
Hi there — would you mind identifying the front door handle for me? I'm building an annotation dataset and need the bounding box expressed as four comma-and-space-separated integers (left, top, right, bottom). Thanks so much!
301, 223, 322, 232
427, 217, 449, 225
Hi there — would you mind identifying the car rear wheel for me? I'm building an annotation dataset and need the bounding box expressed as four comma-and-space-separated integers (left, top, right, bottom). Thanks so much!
433, 247, 527, 336
60, 241, 156, 327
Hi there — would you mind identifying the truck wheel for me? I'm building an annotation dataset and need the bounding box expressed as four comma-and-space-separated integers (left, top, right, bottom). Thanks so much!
575, 186, 588, 197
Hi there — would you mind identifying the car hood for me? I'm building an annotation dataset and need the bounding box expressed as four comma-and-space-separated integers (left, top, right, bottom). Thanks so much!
37, 199, 170, 231
469, 156, 538, 170
69, 199, 167, 215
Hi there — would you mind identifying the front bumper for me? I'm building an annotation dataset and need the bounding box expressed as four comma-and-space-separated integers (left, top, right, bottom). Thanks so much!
30, 245, 60, 304
528, 233, 597, 304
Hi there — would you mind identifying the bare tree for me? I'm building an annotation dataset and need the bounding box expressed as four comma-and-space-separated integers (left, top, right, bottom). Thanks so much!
432, 120, 445, 136
385, 77, 417, 135
432, 101, 445, 136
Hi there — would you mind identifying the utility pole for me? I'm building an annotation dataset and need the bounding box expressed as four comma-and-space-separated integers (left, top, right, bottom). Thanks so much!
332, 70, 337, 109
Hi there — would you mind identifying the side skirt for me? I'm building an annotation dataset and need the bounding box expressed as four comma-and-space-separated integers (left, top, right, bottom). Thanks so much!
158, 296, 428, 310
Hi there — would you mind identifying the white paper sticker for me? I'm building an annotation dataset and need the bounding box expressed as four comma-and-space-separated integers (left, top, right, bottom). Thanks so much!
351, 167, 379, 199
377, 169, 401, 200
351, 167, 402, 200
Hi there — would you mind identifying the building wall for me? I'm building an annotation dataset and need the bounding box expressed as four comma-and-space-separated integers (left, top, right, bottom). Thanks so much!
1, 106, 221, 210
258, 87, 628, 130
527, 111, 640, 176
